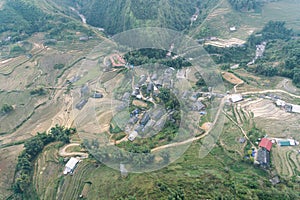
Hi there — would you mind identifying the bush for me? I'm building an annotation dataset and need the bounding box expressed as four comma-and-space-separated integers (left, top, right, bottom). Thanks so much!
1, 104, 13, 114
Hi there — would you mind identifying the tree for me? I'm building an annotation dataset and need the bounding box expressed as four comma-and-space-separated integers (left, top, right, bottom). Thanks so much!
1, 104, 13, 114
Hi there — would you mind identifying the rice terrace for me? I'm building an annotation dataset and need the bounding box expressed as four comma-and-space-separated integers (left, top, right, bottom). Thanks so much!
1, 0, 300, 199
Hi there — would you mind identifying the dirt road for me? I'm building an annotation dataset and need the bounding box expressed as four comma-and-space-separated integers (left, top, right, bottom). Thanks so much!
59, 143, 88, 158
151, 97, 226, 152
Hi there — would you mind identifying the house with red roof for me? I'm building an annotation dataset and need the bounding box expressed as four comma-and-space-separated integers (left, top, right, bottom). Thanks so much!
257, 138, 273, 167
259, 138, 273, 152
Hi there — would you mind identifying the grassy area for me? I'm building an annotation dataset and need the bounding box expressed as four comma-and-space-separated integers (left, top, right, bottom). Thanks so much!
58, 141, 300, 199
198, 0, 300, 40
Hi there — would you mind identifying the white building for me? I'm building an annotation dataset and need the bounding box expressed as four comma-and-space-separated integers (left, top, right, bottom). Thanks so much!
64, 157, 79, 174
229, 26, 237, 31
291, 104, 300, 114
229, 94, 243, 103
275, 99, 286, 107
128, 131, 138, 141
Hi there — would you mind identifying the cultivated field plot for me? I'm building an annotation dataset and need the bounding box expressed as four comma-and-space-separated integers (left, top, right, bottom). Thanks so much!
272, 146, 300, 178
33, 144, 62, 200
0, 91, 41, 135
205, 38, 246, 48
0, 145, 23, 199
201, 0, 300, 40
222, 72, 243, 85
243, 99, 300, 137
241, 98, 300, 177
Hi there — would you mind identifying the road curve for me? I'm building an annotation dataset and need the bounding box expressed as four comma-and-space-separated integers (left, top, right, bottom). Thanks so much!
59, 143, 88, 158
151, 97, 226, 152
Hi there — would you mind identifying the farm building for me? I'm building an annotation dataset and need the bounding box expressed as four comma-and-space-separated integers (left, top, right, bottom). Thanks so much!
259, 138, 273, 151
151, 73, 158, 80
128, 131, 138, 141
142, 120, 156, 134
229, 94, 243, 103
128, 116, 138, 125
256, 148, 270, 167
229, 26, 237, 31
192, 101, 205, 111
140, 112, 150, 125
64, 157, 79, 174
278, 139, 298, 146
147, 82, 154, 93
75, 99, 88, 110
291, 104, 300, 114
155, 79, 163, 88
275, 99, 286, 107
150, 109, 164, 120
91, 92, 103, 98
278, 140, 292, 146
80, 85, 89, 97
153, 117, 166, 131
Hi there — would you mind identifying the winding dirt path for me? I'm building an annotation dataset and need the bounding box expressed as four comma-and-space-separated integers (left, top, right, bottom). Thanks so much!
59, 143, 88, 158
151, 97, 226, 152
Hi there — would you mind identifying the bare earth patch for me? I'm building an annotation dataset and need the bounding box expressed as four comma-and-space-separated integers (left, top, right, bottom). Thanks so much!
132, 100, 148, 108
222, 72, 244, 85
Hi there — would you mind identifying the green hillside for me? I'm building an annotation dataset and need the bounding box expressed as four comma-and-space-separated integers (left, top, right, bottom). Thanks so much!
0, 0, 92, 44
71, 0, 219, 34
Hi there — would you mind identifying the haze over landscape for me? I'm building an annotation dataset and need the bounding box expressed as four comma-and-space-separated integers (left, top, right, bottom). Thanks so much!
1, 0, 300, 199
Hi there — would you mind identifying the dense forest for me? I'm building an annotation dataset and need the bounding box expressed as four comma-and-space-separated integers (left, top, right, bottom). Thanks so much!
0, 0, 91, 44
250, 21, 300, 86
72, 0, 215, 35
0, 0, 51, 41
124, 48, 192, 69
228, 0, 261, 12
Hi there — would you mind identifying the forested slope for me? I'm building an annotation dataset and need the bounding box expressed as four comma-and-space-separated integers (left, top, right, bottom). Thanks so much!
73, 0, 218, 34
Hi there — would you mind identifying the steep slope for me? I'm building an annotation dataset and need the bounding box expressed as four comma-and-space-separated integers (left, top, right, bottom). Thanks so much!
69, 0, 219, 35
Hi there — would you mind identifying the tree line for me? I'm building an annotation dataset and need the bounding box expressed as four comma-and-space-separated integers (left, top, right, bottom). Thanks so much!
124, 48, 192, 69
228, 0, 261, 12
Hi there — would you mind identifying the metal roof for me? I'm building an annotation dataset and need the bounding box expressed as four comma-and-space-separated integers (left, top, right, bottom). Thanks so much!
259, 138, 272, 151
65, 157, 79, 173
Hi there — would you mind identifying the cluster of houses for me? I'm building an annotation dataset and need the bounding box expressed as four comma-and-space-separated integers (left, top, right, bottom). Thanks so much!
275, 99, 300, 114
75, 84, 103, 110
123, 67, 208, 141
127, 108, 167, 141
256, 137, 299, 167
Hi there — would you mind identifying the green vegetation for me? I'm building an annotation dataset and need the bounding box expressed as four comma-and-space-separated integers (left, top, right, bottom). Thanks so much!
67, 143, 300, 199
248, 21, 300, 86
124, 48, 192, 69
69, 0, 218, 35
0, 104, 14, 115
53, 63, 65, 70
205, 44, 254, 65
228, 0, 261, 12
30, 88, 47, 96
0, 0, 51, 42
12, 125, 76, 198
